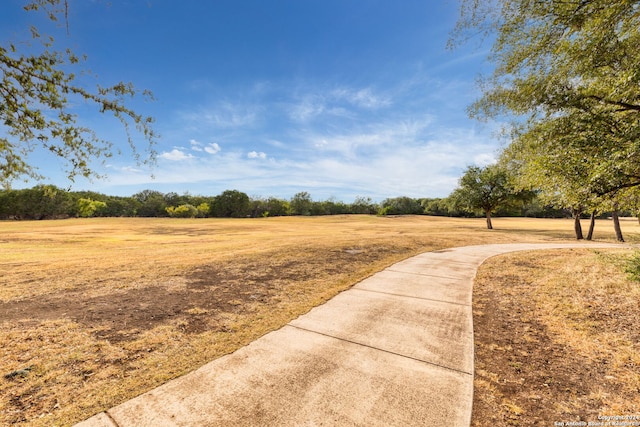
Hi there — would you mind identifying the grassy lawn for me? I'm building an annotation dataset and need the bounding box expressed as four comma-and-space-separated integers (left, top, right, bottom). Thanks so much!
0, 215, 637, 426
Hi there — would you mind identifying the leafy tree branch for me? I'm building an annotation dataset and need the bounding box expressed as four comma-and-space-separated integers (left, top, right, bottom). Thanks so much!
0, 0, 157, 187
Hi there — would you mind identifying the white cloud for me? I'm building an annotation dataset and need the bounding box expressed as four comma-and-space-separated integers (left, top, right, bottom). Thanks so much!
289, 96, 325, 122
314, 139, 328, 149
473, 153, 497, 166
247, 151, 266, 159
188, 139, 220, 154
216, 107, 257, 128
288, 85, 390, 123
305, 115, 434, 158
96, 77, 500, 200
99, 124, 498, 200
120, 166, 143, 173
331, 87, 391, 109
204, 143, 221, 154
179, 102, 259, 131
159, 149, 194, 161
267, 139, 286, 148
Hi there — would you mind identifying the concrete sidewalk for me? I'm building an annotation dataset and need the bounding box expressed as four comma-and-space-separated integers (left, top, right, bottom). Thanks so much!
75, 242, 624, 427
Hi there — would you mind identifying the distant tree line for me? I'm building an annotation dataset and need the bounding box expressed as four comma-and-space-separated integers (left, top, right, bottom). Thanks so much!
0, 185, 580, 221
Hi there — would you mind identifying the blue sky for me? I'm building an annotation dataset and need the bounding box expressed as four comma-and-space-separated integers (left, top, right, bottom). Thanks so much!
2, 0, 498, 202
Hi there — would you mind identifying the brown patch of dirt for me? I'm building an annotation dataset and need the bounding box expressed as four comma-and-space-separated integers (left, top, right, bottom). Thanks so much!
471, 250, 640, 426
0, 286, 231, 342
0, 246, 396, 344
473, 290, 614, 425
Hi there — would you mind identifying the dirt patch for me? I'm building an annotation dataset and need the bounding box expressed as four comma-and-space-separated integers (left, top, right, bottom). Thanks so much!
0, 286, 236, 343
472, 249, 640, 426
0, 246, 395, 345
473, 289, 616, 424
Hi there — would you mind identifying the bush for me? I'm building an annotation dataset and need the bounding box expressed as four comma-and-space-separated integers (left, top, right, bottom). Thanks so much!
624, 251, 640, 282
77, 198, 107, 218
378, 196, 423, 215
196, 202, 210, 217
166, 204, 199, 218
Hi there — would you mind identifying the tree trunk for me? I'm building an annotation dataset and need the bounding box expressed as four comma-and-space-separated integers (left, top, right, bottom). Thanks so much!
586, 210, 597, 241
612, 206, 625, 242
485, 210, 493, 230
573, 209, 583, 240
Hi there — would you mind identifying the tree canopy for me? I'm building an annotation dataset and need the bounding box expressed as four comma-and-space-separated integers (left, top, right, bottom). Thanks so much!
1, 0, 157, 187
449, 164, 527, 229
453, 0, 640, 122
453, 0, 640, 236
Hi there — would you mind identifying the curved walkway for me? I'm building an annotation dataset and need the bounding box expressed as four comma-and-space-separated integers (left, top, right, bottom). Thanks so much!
76, 242, 626, 427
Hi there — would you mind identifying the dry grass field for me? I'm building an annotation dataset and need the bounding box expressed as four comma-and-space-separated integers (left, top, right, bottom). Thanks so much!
0, 215, 638, 426
472, 249, 640, 425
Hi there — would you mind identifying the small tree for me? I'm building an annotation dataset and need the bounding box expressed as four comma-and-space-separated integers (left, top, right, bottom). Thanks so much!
132, 189, 167, 217
350, 196, 378, 215
449, 164, 520, 229
378, 196, 423, 216
290, 192, 313, 216
212, 190, 250, 218
77, 197, 107, 218
265, 197, 289, 217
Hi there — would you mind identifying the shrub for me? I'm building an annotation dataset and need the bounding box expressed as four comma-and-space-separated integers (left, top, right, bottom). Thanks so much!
624, 250, 640, 282
166, 204, 199, 218
77, 198, 107, 218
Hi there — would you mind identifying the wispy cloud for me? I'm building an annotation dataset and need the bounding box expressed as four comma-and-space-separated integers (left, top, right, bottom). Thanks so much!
159, 149, 194, 161
288, 96, 327, 122
303, 115, 434, 159
179, 102, 260, 131
98, 76, 499, 200
109, 120, 496, 200
330, 87, 391, 109
287, 84, 390, 122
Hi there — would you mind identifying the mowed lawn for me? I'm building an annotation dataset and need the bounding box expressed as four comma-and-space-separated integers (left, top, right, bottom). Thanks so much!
0, 215, 637, 426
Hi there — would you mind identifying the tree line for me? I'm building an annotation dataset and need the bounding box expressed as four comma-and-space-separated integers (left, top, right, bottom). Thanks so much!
0, 187, 375, 219
0, 185, 579, 221
3, 1, 640, 241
